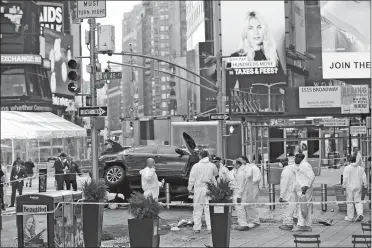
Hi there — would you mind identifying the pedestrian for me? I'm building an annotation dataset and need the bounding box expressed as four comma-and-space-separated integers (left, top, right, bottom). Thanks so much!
65, 156, 83, 191
1, 163, 9, 209
0, 164, 6, 210
12, 157, 21, 166
24, 158, 35, 187
140, 158, 164, 201
235, 156, 253, 231
279, 152, 299, 231
292, 153, 315, 232
188, 150, 218, 234
241, 155, 261, 229
353, 147, 365, 169
342, 155, 367, 222
10, 160, 27, 207
54, 153, 68, 190
211, 155, 229, 181
227, 159, 242, 203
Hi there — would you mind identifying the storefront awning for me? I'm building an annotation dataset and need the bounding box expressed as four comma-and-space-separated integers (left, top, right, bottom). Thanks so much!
1, 111, 87, 139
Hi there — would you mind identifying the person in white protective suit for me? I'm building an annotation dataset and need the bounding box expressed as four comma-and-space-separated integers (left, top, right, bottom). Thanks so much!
188, 150, 218, 233
343, 155, 367, 222
140, 158, 164, 201
227, 160, 242, 203
278, 152, 299, 231
211, 155, 230, 181
235, 155, 261, 230
353, 147, 365, 169
292, 153, 315, 232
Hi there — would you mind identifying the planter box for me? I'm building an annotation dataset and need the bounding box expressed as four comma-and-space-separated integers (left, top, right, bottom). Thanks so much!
333, 184, 347, 212
128, 218, 160, 248
209, 200, 232, 248
82, 201, 104, 247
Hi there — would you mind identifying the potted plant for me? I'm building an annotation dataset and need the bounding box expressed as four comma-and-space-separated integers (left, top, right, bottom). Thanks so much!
81, 179, 107, 247
128, 191, 163, 248
206, 177, 234, 248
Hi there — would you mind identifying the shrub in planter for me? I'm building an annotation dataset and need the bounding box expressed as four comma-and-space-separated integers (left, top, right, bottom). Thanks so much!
81, 179, 107, 248
206, 178, 234, 248
128, 191, 163, 248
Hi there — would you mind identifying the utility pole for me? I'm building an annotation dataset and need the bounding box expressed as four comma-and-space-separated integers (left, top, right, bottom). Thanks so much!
89, 18, 99, 181
213, 0, 225, 158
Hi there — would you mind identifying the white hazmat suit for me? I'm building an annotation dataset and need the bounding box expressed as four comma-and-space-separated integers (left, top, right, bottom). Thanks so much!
245, 163, 262, 225
235, 164, 252, 227
188, 157, 218, 231
218, 164, 230, 181
343, 162, 367, 221
140, 167, 162, 201
279, 159, 298, 227
227, 168, 239, 203
295, 160, 315, 228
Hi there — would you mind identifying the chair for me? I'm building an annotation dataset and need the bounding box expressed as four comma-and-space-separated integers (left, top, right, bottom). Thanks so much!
361, 222, 371, 234
293, 234, 321, 248
351, 234, 371, 248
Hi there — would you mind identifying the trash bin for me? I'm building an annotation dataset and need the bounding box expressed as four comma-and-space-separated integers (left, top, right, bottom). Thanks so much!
16, 191, 82, 248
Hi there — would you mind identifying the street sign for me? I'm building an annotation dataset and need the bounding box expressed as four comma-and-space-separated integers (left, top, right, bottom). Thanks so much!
68, 82, 79, 93
78, 107, 107, 117
209, 113, 230, 121
129, 106, 135, 112
77, 0, 107, 19
350, 126, 367, 135
319, 118, 349, 127
102, 72, 122, 80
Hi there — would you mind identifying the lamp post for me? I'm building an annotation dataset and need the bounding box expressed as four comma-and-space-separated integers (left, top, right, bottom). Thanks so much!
252, 82, 286, 111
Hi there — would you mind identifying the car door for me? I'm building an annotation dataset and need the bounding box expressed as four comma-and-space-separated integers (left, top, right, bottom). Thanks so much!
154, 145, 189, 181
123, 146, 157, 177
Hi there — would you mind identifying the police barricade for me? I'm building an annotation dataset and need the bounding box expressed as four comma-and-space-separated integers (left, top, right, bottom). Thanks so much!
16, 191, 82, 248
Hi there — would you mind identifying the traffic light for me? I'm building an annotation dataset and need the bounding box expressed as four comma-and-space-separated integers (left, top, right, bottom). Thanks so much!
226, 124, 240, 135
144, 58, 154, 77
129, 121, 134, 131
67, 58, 80, 94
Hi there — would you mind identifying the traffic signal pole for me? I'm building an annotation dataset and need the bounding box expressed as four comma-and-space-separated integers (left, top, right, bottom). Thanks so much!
213, 0, 225, 159
89, 18, 99, 181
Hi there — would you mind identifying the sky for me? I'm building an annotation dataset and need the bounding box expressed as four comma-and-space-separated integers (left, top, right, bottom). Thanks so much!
81, 1, 139, 81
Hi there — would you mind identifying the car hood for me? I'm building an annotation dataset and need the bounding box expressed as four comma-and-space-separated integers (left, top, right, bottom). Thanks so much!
182, 132, 197, 154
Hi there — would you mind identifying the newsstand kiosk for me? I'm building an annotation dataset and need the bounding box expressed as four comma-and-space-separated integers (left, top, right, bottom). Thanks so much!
16, 191, 83, 248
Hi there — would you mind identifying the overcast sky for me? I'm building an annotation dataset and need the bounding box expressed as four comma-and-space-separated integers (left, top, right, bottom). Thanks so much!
81, 1, 139, 81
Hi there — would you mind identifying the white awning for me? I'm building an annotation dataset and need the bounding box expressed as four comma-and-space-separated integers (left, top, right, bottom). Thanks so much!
1, 111, 87, 139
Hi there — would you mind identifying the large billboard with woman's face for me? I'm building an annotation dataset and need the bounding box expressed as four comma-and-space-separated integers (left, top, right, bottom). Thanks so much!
221, 1, 287, 113
320, 1, 370, 79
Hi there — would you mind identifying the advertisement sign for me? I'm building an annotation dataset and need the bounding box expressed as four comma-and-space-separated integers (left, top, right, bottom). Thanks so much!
299, 86, 341, 108
319, 118, 349, 127
198, 42, 217, 113
294, 1, 306, 54
320, 1, 371, 79
1, 103, 52, 112
350, 126, 367, 135
44, 28, 74, 98
37, 2, 64, 33
341, 84, 369, 114
221, 1, 286, 111
22, 205, 48, 247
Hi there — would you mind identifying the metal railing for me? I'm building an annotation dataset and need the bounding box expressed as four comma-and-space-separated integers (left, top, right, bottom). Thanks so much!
229, 88, 285, 113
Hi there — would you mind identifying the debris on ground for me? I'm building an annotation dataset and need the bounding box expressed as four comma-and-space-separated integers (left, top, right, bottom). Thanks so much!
318, 219, 334, 226
171, 226, 181, 231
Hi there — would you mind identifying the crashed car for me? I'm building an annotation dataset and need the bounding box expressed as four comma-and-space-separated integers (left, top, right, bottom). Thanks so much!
98, 133, 201, 201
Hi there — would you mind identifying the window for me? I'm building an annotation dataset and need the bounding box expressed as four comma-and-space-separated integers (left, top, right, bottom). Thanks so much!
161, 85, 166, 91
134, 146, 156, 154
157, 145, 176, 155
1, 68, 27, 97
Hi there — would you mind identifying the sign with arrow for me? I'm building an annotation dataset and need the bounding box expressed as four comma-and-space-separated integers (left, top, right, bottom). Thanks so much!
102, 72, 122, 80
209, 113, 230, 121
68, 82, 79, 93
78, 107, 108, 117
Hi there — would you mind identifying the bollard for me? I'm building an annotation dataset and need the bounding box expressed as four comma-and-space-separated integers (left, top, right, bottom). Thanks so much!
165, 183, 170, 209
321, 184, 327, 212
39, 169, 47, 193
340, 175, 343, 185
269, 184, 275, 210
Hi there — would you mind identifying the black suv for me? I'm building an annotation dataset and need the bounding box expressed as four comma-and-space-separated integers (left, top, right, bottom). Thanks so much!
98, 133, 200, 200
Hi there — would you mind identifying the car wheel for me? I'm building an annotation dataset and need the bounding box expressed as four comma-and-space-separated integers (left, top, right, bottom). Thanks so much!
105, 165, 125, 188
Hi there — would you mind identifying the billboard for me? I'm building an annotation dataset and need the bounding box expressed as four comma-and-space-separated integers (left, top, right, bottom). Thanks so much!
37, 2, 64, 33
320, 1, 371, 79
299, 86, 341, 108
44, 28, 74, 98
198, 42, 217, 113
221, 1, 287, 112
341, 84, 369, 114
294, 1, 306, 54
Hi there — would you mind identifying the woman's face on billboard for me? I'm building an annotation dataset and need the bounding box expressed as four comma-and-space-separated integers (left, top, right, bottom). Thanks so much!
247, 17, 264, 47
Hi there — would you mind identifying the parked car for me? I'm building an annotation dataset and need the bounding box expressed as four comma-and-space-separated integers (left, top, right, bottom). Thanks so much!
98, 133, 200, 201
